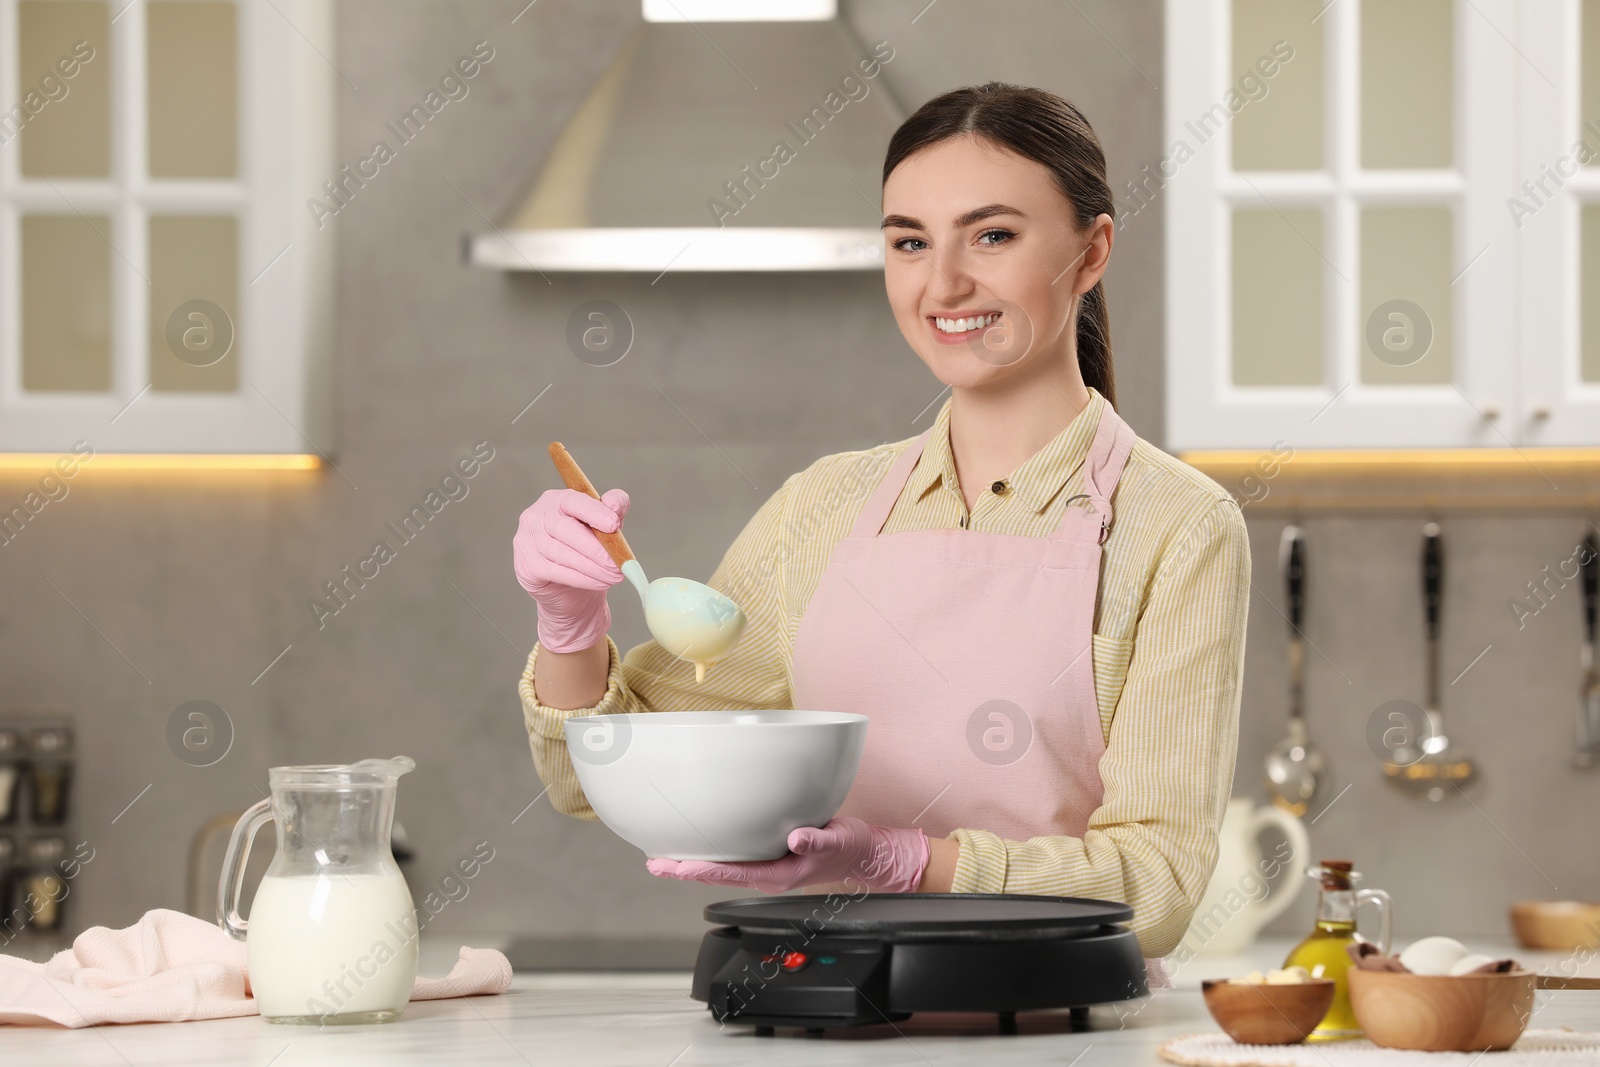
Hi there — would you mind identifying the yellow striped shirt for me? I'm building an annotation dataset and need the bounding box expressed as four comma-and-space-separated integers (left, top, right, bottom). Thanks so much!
519, 386, 1251, 958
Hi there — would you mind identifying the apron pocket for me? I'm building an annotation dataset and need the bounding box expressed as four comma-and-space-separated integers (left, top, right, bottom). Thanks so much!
1091, 632, 1135, 741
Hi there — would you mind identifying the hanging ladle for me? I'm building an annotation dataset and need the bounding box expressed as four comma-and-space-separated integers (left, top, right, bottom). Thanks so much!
1266, 525, 1327, 816
548, 442, 746, 683
1382, 522, 1479, 801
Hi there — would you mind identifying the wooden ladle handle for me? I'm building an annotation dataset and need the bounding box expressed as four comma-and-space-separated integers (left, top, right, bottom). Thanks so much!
548, 442, 635, 569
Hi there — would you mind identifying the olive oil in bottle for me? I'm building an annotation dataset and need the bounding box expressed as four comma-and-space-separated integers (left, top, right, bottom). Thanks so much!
1283, 860, 1392, 1042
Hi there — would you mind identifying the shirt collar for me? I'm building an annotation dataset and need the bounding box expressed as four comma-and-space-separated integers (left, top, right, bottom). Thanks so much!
908, 386, 1106, 514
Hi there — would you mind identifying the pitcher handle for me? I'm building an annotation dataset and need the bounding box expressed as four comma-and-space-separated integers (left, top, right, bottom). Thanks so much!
1248, 804, 1312, 928
217, 797, 272, 941
1355, 887, 1393, 956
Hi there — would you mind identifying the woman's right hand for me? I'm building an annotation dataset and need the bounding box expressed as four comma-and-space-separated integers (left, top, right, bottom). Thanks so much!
513, 487, 630, 653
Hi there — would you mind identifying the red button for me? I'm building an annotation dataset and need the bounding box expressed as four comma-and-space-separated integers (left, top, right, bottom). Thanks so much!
781, 952, 807, 971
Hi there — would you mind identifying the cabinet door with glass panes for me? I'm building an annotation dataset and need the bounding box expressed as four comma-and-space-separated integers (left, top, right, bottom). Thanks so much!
0, 0, 333, 455
1517, 0, 1600, 446
1165, 0, 1550, 450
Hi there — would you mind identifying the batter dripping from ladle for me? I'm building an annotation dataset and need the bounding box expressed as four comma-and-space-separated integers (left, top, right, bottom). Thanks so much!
541, 442, 746, 684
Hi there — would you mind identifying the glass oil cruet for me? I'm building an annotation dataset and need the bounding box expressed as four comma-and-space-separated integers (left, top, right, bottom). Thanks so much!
1282, 859, 1392, 1042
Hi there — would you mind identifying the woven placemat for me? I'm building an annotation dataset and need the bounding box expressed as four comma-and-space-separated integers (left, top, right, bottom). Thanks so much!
1159, 1029, 1600, 1066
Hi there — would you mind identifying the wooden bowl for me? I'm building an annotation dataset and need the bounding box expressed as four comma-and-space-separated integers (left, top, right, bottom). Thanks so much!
1348, 968, 1534, 1052
1510, 900, 1600, 950
1201, 978, 1336, 1045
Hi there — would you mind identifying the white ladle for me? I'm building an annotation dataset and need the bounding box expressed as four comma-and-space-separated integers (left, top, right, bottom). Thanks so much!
549, 442, 746, 683
1265, 526, 1326, 816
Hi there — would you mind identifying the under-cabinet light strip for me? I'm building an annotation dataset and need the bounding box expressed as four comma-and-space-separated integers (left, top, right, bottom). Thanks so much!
0, 453, 322, 471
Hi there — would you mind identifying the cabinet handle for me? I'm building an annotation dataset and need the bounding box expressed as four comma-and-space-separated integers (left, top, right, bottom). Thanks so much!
1530, 406, 1551, 421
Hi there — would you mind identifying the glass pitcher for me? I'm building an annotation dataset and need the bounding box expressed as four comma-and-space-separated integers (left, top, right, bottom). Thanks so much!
219, 756, 418, 1025
1283, 859, 1393, 1042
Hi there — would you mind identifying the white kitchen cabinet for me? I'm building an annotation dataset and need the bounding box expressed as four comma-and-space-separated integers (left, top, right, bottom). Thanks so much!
1166, 0, 1600, 451
1517, 0, 1600, 446
0, 0, 334, 455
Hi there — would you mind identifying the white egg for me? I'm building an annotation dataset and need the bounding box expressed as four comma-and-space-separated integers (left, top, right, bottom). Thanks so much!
1448, 953, 1497, 976
1399, 936, 1470, 976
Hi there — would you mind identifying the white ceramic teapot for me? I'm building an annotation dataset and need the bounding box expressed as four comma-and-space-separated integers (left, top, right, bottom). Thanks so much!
1180, 797, 1312, 956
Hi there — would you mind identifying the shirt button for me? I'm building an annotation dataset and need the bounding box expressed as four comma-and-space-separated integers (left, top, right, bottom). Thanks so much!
991, 480, 1007, 495
959, 515, 967, 528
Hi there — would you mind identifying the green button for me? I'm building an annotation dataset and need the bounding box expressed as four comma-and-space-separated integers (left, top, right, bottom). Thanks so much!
818, 955, 836, 965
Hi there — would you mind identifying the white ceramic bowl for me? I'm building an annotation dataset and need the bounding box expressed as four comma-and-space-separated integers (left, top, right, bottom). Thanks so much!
563, 710, 867, 861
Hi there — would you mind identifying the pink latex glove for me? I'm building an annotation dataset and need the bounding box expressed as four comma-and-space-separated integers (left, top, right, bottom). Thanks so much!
513, 487, 630, 653
646, 817, 930, 895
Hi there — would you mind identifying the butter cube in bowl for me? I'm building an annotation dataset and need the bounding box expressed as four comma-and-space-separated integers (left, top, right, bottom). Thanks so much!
1201, 966, 1335, 1045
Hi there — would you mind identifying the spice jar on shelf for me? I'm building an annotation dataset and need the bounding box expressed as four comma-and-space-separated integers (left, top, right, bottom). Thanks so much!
20, 836, 69, 933
0, 729, 21, 825
25, 725, 73, 825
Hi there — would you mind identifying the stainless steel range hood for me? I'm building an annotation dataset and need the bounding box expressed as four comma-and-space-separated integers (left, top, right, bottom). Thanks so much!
468, 0, 904, 272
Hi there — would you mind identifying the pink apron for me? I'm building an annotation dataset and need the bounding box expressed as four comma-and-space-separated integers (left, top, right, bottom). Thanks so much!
790, 399, 1173, 989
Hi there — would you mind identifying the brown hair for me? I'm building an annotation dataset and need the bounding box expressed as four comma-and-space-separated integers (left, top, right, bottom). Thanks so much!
882, 82, 1117, 410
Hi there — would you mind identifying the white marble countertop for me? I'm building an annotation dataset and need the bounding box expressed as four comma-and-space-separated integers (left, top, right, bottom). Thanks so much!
3, 935, 1596, 1065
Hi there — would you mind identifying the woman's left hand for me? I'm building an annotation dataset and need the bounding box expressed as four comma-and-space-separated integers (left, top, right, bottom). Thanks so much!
646, 817, 929, 895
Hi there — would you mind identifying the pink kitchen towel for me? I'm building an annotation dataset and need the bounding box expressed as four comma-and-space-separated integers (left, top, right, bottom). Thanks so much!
0, 908, 512, 1028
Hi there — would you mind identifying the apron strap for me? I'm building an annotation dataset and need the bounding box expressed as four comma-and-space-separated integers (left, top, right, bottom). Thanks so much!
1052, 400, 1137, 544
851, 427, 934, 539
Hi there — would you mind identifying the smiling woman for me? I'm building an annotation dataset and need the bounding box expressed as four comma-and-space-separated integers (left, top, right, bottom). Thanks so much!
514, 83, 1250, 987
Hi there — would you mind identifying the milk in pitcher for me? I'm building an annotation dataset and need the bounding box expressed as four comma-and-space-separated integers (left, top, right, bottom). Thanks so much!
247, 870, 419, 1022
